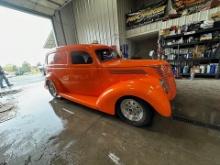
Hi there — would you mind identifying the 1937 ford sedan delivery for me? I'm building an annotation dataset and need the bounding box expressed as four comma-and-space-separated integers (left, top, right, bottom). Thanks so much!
45, 44, 176, 126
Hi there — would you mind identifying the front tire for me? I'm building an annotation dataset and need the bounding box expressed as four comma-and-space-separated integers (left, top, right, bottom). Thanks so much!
116, 97, 153, 127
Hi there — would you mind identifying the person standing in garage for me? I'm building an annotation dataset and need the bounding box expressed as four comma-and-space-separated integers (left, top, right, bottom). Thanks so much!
0, 65, 13, 89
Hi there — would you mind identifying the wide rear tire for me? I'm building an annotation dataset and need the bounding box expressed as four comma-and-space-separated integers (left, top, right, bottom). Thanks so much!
47, 80, 59, 98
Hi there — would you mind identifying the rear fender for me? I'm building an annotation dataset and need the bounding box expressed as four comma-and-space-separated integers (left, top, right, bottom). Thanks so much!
96, 76, 171, 117
45, 73, 65, 93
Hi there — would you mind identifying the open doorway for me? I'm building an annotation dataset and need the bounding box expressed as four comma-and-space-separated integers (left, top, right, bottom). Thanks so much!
0, 6, 54, 89
128, 32, 159, 59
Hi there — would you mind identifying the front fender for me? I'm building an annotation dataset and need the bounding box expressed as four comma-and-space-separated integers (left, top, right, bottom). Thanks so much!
96, 76, 171, 117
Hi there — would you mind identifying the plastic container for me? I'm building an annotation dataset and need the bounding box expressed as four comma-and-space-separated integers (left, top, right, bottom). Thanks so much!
207, 64, 211, 74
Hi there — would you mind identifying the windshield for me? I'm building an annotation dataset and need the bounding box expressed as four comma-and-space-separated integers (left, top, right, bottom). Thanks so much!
96, 49, 120, 62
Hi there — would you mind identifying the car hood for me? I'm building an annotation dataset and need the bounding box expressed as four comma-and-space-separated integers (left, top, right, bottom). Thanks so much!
101, 59, 168, 68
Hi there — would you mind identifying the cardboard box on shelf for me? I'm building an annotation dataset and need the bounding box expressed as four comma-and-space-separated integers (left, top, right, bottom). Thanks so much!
193, 45, 206, 58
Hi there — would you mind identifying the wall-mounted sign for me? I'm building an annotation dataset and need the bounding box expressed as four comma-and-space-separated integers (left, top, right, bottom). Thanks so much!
172, 0, 219, 14
126, 1, 167, 29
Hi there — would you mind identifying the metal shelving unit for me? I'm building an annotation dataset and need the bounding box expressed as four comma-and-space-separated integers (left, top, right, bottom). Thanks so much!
164, 27, 220, 40
160, 26, 220, 79
164, 39, 220, 49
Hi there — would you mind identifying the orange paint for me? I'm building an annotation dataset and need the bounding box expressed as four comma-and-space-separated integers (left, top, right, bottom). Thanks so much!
45, 44, 176, 117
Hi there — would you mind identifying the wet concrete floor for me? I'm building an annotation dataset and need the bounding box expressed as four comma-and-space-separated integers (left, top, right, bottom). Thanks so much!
0, 81, 220, 165
174, 79, 220, 125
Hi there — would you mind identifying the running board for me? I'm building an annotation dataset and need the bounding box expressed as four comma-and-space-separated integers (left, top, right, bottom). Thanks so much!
59, 93, 98, 110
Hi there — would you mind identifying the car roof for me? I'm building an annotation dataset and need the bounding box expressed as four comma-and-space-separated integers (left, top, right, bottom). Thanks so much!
49, 44, 110, 53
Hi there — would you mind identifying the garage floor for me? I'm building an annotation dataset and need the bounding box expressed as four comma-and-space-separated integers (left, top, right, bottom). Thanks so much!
174, 79, 220, 125
0, 80, 220, 165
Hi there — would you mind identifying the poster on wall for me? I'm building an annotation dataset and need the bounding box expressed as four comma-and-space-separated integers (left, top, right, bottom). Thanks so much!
126, 0, 167, 29
172, 0, 220, 15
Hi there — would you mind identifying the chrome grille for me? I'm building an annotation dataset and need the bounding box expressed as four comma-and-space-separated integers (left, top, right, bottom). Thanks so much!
153, 65, 171, 77
153, 65, 172, 92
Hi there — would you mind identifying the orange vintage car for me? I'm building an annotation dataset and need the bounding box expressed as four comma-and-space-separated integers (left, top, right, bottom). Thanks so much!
45, 44, 176, 126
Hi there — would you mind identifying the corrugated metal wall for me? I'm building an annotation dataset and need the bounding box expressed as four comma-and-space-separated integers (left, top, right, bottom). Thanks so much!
52, 11, 66, 45
52, 1, 78, 46
72, 0, 119, 46
126, 6, 220, 39
117, 0, 134, 44
116, 0, 134, 57
60, 1, 78, 44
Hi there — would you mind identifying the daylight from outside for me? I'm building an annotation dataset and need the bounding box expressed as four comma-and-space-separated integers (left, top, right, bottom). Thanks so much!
0, 6, 53, 87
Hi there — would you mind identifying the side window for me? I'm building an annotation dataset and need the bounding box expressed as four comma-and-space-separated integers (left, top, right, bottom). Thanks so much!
71, 51, 93, 64
54, 52, 67, 64
47, 53, 55, 64
47, 52, 67, 65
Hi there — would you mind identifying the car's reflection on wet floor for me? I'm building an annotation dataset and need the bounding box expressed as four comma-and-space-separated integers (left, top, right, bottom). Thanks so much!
0, 82, 64, 164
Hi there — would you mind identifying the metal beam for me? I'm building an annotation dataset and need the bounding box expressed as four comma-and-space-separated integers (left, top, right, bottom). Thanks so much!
58, 10, 67, 45
51, 17, 59, 46
47, 0, 62, 7
0, 1, 52, 19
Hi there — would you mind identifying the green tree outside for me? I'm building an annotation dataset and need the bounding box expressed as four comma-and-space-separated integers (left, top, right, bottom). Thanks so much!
3, 64, 18, 72
21, 61, 31, 73
3, 61, 41, 76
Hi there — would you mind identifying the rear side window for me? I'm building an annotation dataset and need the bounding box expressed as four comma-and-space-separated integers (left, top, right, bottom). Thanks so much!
47, 52, 67, 64
47, 53, 55, 64
71, 51, 93, 64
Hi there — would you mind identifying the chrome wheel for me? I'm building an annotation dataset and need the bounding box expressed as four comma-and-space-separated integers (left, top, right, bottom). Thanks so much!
120, 99, 144, 122
48, 81, 57, 97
